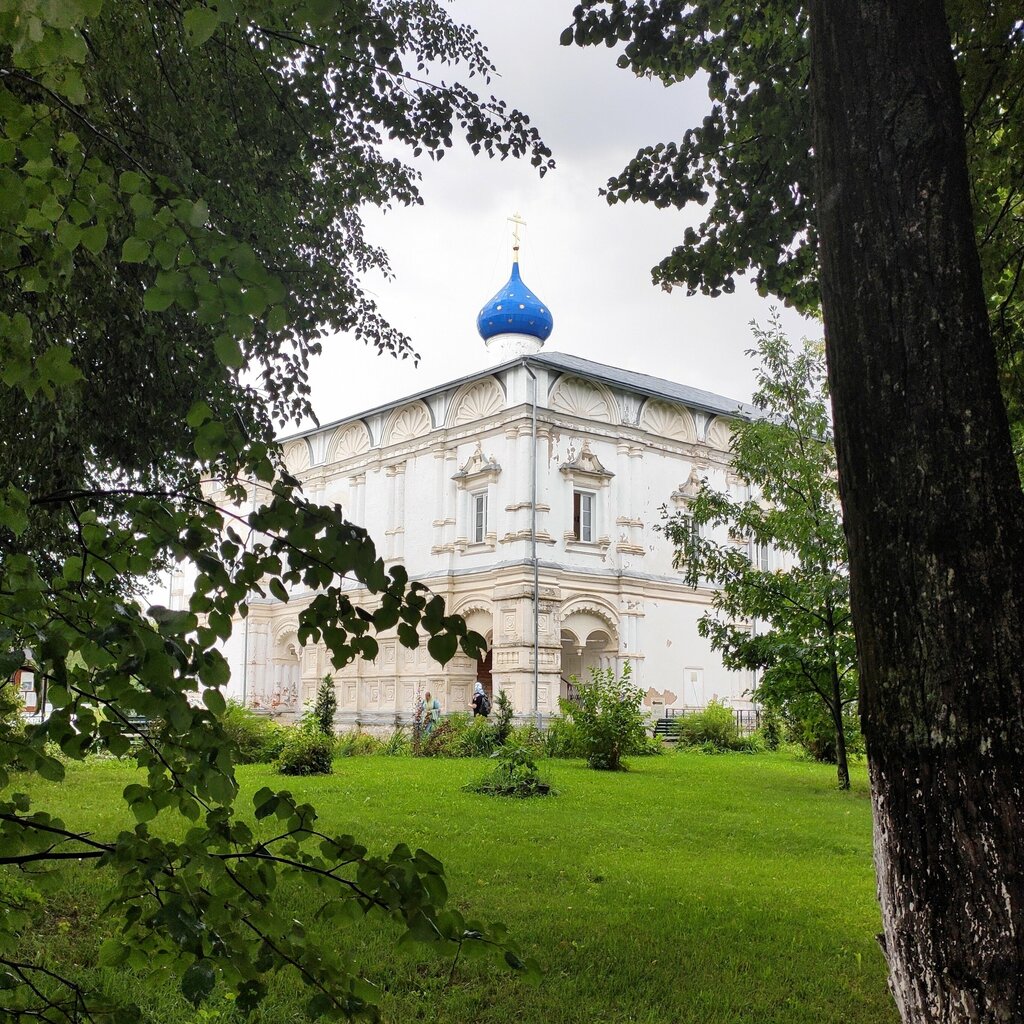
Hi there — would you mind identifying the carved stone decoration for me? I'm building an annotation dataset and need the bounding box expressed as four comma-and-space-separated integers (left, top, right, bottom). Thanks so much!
560, 441, 615, 487
449, 377, 504, 425
706, 415, 737, 452
618, 392, 642, 426
383, 401, 432, 446
640, 399, 698, 443
282, 439, 312, 473
327, 421, 371, 464
550, 375, 617, 423
452, 443, 501, 488
671, 466, 706, 505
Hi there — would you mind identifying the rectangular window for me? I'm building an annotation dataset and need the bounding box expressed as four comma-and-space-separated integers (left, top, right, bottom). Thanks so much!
573, 490, 594, 542
472, 491, 487, 543
755, 541, 771, 572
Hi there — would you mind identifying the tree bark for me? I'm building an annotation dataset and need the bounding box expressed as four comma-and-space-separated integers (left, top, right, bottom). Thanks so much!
828, 670, 850, 792
808, 2, 1024, 1021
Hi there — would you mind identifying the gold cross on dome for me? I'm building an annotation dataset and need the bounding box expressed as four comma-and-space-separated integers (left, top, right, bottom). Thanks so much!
508, 211, 526, 260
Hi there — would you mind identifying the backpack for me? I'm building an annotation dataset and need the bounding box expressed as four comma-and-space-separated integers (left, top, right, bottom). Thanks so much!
479, 692, 492, 716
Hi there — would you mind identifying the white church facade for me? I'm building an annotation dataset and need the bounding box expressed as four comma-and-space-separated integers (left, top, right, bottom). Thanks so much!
219, 251, 761, 728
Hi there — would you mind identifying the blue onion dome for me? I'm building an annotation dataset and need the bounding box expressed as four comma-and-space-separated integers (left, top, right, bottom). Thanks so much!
476, 261, 554, 342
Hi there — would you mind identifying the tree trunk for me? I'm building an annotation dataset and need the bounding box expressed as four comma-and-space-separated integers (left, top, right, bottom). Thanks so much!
828, 680, 850, 792
808, 2, 1024, 1021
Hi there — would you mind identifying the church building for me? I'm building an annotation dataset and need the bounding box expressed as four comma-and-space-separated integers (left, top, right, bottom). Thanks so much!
220, 239, 760, 728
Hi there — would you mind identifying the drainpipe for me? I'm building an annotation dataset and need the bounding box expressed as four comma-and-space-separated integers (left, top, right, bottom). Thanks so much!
522, 360, 541, 728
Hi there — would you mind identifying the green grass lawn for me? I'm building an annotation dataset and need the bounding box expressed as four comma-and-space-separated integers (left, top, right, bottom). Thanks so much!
11, 750, 897, 1024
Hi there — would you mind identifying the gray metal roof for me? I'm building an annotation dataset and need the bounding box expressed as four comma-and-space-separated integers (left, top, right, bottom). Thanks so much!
282, 349, 754, 442
529, 351, 757, 419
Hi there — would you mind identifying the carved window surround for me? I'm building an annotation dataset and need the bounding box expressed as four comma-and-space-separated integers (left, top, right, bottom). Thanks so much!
559, 441, 614, 489
451, 443, 502, 489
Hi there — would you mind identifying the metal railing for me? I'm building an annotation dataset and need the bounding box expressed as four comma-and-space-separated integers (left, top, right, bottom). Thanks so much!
661, 706, 762, 736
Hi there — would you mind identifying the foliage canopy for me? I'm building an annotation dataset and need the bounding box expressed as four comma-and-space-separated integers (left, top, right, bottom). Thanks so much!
0, 0, 549, 1018
662, 318, 856, 788
566, 1, 1024, 463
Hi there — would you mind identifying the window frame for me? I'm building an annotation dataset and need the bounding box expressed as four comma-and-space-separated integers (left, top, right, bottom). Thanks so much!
471, 490, 488, 544
573, 489, 595, 543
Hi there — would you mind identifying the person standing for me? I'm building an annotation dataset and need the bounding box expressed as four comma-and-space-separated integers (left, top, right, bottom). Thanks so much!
470, 681, 490, 717
422, 691, 441, 736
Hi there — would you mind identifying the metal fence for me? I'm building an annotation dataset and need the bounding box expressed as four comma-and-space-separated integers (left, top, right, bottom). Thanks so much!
662, 706, 762, 736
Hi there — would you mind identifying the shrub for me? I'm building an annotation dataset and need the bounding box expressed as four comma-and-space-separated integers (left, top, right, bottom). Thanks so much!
464, 744, 556, 798
735, 730, 766, 754
674, 700, 741, 752
543, 716, 585, 758
379, 727, 410, 757
458, 717, 498, 757
506, 723, 544, 753
277, 730, 334, 776
335, 730, 381, 757
493, 690, 514, 745
559, 663, 646, 771
628, 732, 666, 757
788, 707, 864, 764
420, 713, 471, 758
312, 675, 337, 736
761, 706, 783, 751
222, 701, 288, 765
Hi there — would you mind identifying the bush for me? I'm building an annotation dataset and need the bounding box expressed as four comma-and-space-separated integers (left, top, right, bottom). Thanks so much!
788, 707, 864, 763
674, 700, 742, 752
559, 663, 646, 771
312, 675, 337, 736
464, 744, 556, 798
379, 727, 410, 757
761, 706, 783, 750
222, 701, 288, 764
420, 713, 471, 758
276, 730, 334, 776
506, 723, 544, 753
458, 717, 498, 757
543, 716, 585, 758
335, 730, 381, 757
628, 732, 666, 757
493, 690, 514, 745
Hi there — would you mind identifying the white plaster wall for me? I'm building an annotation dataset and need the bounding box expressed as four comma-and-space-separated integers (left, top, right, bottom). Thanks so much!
218, 359, 763, 718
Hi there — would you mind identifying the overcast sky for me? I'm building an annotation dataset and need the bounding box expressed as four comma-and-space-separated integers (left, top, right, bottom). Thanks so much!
300, 0, 816, 429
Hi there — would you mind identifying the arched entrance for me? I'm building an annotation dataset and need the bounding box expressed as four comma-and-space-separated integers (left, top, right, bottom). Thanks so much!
558, 601, 619, 702
476, 649, 493, 698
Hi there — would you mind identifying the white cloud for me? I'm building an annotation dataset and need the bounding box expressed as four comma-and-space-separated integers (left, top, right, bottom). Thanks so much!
301, 0, 817, 428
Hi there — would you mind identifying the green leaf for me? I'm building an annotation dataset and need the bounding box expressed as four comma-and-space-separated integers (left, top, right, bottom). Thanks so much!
202, 687, 226, 715
118, 170, 143, 193
181, 959, 216, 1005
268, 578, 289, 603
80, 223, 108, 255
183, 7, 220, 48
185, 401, 214, 428
427, 632, 457, 666
121, 237, 150, 263
143, 287, 175, 312
98, 939, 130, 967
213, 334, 244, 369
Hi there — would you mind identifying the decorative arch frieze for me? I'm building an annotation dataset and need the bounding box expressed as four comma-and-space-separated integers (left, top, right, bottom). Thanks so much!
550, 375, 618, 424
706, 416, 737, 452
448, 377, 504, 426
639, 399, 698, 443
558, 598, 619, 642
382, 401, 432, 446
273, 621, 301, 649
282, 438, 312, 473
326, 421, 371, 464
